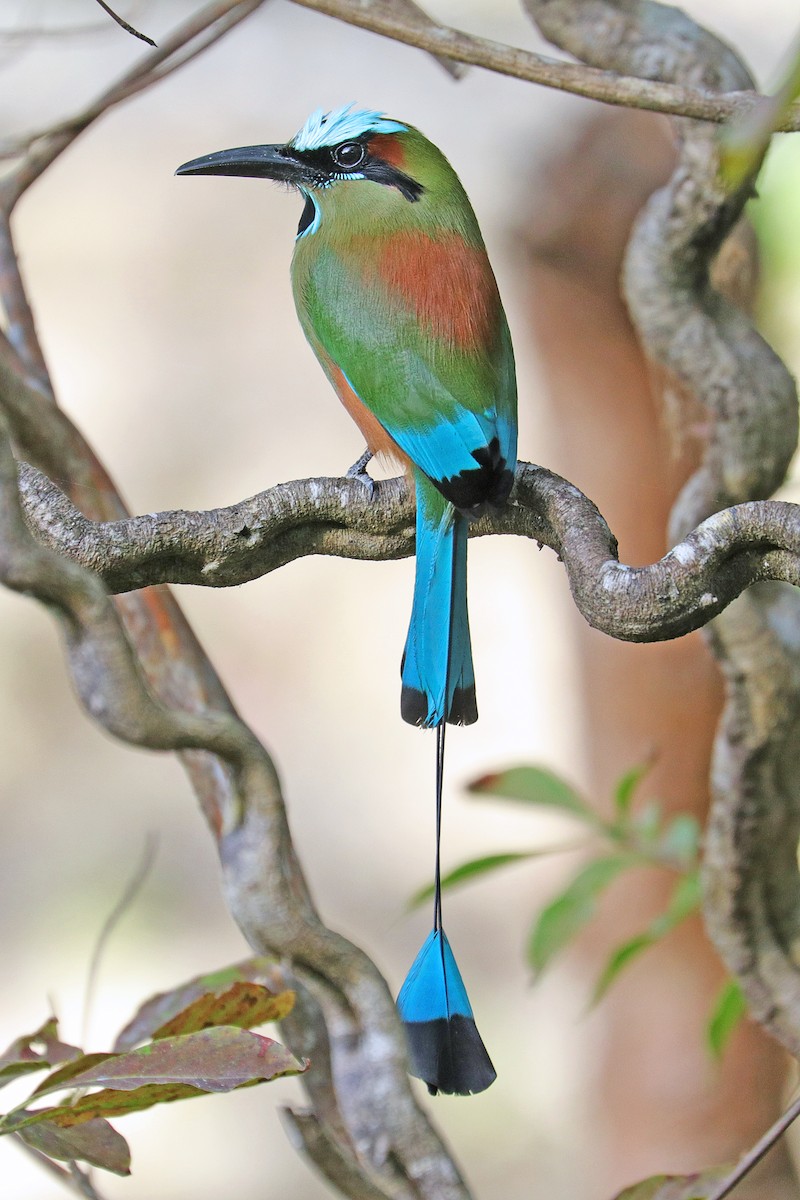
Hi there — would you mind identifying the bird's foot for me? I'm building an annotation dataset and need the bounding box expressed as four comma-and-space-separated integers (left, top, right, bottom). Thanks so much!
346, 447, 376, 500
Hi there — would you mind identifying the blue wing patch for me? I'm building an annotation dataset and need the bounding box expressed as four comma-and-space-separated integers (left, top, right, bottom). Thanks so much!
338, 364, 515, 511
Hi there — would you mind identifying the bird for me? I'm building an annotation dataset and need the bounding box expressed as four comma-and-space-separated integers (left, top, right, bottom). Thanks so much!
177, 103, 517, 1095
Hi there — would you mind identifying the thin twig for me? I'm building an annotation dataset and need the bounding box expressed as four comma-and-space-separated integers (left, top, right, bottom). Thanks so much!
0, 0, 270, 207
81, 834, 158, 1048
93, 0, 156, 47
11, 1135, 109, 1200
704, 1092, 800, 1200
0, 216, 54, 394
68, 1163, 107, 1200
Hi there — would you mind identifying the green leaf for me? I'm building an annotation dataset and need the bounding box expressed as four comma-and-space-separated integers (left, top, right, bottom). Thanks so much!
657, 815, 701, 869
151, 982, 295, 1040
707, 979, 747, 1060
27, 1053, 113, 1100
19, 1075, 263, 1129
21, 1051, 299, 1128
653, 871, 702, 936
528, 855, 634, 975
592, 934, 655, 1005
114, 956, 283, 1051
629, 799, 663, 848
613, 1168, 729, 1199
469, 765, 594, 822
31, 1027, 304, 1102
11, 1027, 305, 1130
0, 1018, 82, 1089
592, 872, 702, 1004
612, 761, 652, 822
409, 852, 534, 907
18, 1118, 131, 1176
31, 1083, 228, 1126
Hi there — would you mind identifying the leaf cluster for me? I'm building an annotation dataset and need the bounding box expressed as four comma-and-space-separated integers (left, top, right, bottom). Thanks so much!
421, 763, 745, 1053
0, 959, 303, 1180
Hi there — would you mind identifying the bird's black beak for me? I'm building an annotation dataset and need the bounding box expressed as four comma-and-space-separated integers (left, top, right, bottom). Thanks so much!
175, 143, 309, 185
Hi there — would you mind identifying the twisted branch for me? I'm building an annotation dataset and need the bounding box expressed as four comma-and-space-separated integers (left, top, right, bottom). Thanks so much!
0, 398, 469, 1200
3, 1, 800, 1197
15, 456, 800, 643
0, 3, 477, 1196
523, 0, 800, 1061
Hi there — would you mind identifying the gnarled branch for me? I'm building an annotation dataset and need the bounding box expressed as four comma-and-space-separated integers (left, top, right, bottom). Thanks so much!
3, 1, 800, 1197
16, 457, 800, 643
0, 4, 478, 1196
0, 411, 470, 1200
522, 0, 800, 1066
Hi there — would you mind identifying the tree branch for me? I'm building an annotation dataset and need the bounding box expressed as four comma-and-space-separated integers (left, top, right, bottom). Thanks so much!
0, 5, 475, 1196
15, 457, 800, 643
289, 0, 800, 130
3, 1, 800, 1195
0, 400, 470, 1197
522, 0, 800, 1069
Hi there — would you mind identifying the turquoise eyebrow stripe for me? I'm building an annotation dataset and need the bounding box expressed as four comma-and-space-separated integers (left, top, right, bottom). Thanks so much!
292, 103, 407, 151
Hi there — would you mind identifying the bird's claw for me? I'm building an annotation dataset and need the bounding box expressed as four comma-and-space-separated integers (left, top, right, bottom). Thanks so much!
346, 447, 376, 499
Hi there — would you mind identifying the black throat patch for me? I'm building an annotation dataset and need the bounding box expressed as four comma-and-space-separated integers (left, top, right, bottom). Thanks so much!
297, 192, 316, 235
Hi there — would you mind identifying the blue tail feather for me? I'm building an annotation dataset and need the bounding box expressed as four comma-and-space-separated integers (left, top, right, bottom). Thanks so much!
398, 476, 494, 1093
401, 473, 477, 728
397, 930, 496, 1096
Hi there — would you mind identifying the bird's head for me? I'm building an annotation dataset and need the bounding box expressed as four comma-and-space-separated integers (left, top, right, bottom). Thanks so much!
176, 104, 469, 238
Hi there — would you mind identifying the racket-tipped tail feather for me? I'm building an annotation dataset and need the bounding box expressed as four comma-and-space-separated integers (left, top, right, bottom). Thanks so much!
397, 929, 496, 1096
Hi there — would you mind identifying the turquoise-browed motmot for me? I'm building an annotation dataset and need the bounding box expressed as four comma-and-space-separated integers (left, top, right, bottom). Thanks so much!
178, 105, 517, 1095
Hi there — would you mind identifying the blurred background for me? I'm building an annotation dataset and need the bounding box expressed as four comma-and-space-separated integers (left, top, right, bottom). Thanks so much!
1, 1, 799, 1197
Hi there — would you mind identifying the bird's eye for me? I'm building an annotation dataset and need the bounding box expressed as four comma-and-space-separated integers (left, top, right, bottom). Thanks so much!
332, 142, 366, 170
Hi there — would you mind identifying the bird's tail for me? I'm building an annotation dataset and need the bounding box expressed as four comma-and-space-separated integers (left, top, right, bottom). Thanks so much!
400, 472, 477, 728
397, 723, 496, 1095
397, 927, 496, 1096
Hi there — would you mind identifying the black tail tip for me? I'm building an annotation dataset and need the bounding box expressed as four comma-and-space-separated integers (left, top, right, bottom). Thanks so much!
403, 1015, 496, 1096
401, 685, 430, 726
400, 686, 479, 728
451, 686, 478, 726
